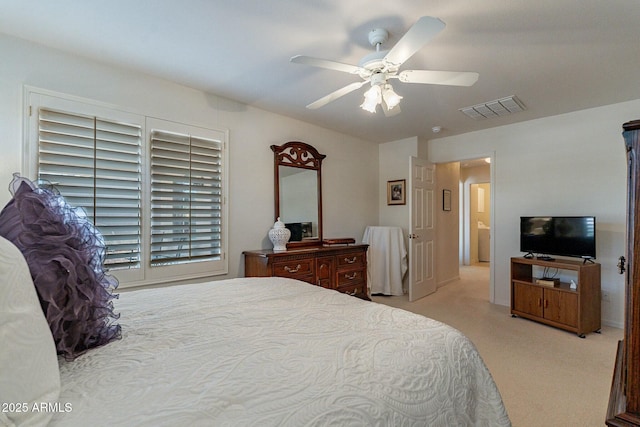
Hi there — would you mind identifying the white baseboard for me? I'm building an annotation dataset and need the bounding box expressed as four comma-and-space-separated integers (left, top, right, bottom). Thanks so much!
602, 319, 624, 330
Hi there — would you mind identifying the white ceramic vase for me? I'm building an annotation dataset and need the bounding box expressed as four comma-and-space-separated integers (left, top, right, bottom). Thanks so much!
268, 217, 291, 252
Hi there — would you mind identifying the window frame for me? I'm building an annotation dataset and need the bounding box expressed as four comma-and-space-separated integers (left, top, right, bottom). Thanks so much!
24, 87, 229, 288
144, 117, 228, 283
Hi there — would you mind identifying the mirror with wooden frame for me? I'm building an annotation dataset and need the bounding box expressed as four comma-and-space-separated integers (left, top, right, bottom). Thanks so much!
271, 141, 325, 248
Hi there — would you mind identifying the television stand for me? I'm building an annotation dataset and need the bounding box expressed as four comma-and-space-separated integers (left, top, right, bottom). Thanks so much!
510, 256, 601, 337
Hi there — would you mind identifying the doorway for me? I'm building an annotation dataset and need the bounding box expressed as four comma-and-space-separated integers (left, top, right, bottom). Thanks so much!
459, 158, 492, 266
458, 156, 494, 302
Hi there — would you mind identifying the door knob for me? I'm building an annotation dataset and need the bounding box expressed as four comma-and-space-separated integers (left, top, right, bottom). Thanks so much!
408, 233, 418, 239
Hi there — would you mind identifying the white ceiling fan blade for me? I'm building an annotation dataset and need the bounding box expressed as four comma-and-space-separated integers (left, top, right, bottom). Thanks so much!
398, 70, 479, 86
306, 81, 367, 109
383, 16, 446, 67
290, 55, 365, 75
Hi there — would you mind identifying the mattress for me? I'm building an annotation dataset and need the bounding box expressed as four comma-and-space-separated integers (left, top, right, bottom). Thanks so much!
50, 277, 510, 426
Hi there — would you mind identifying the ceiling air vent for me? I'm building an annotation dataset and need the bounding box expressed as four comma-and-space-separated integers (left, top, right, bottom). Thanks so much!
460, 95, 526, 120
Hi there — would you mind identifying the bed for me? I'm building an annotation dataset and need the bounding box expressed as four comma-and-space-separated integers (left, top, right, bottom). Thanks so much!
2, 260, 510, 426
0, 176, 510, 426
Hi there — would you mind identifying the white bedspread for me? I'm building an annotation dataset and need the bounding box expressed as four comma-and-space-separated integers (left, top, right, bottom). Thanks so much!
51, 277, 510, 426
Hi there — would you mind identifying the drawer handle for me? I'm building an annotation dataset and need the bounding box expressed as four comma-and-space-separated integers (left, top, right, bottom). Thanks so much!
344, 256, 357, 264
284, 264, 302, 273
344, 272, 357, 280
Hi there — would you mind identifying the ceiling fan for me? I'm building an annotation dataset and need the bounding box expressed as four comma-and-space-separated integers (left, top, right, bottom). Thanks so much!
291, 16, 479, 115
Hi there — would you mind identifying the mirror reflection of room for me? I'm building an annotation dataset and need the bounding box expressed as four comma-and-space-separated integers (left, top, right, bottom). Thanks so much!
279, 167, 318, 240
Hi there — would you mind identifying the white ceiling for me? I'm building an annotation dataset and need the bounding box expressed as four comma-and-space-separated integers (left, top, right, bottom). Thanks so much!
1, 0, 639, 143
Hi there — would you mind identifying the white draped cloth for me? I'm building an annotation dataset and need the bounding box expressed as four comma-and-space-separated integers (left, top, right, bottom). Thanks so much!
363, 226, 408, 295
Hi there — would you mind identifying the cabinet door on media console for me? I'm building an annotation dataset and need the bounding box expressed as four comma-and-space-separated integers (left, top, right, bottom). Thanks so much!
512, 282, 578, 327
512, 282, 543, 318
544, 287, 578, 327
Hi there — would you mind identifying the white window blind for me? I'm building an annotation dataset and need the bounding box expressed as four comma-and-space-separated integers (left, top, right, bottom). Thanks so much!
37, 107, 142, 270
150, 129, 223, 266
27, 88, 229, 286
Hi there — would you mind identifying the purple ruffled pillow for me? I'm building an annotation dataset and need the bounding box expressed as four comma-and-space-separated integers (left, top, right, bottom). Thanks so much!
0, 174, 121, 360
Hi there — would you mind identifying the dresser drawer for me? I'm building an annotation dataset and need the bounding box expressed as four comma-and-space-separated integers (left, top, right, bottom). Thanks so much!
273, 258, 315, 279
336, 268, 366, 287
337, 282, 368, 300
336, 252, 365, 269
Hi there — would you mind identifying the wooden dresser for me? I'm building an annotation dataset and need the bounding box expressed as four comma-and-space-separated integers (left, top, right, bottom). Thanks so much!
243, 244, 369, 300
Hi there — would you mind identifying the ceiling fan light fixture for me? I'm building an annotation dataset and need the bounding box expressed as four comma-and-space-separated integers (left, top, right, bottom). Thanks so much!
361, 85, 381, 113
382, 84, 402, 110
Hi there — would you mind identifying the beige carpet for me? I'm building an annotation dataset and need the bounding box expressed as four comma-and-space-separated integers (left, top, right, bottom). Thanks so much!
371, 264, 623, 427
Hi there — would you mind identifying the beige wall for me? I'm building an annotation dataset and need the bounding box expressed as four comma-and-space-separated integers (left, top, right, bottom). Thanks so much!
378, 136, 417, 230
429, 100, 640, 328
376, 137, 417, 291
0, 33, 379, 282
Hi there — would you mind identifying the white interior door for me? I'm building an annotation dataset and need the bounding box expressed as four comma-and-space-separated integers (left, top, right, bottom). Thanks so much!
409, 157, 436, 301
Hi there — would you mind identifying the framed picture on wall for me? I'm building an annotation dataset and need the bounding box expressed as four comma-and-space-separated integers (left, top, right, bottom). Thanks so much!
443, 189, 452, 211
387, 179, 406, 205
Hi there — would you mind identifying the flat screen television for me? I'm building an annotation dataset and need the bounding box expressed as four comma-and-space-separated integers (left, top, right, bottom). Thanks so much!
520, 216, 596, 260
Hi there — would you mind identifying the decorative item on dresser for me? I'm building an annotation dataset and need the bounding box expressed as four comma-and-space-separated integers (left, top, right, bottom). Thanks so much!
267, 217, 291, 251
607, 119, 640, 427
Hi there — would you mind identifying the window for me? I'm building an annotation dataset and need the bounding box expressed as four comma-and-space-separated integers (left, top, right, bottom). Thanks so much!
149, 126, 223, 266
38, 108, 143, 271
26, 89, 228, 287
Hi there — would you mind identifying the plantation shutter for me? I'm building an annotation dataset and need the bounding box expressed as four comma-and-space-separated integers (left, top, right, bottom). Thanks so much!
150, 129, 223, 265
37, 108, 142, 270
